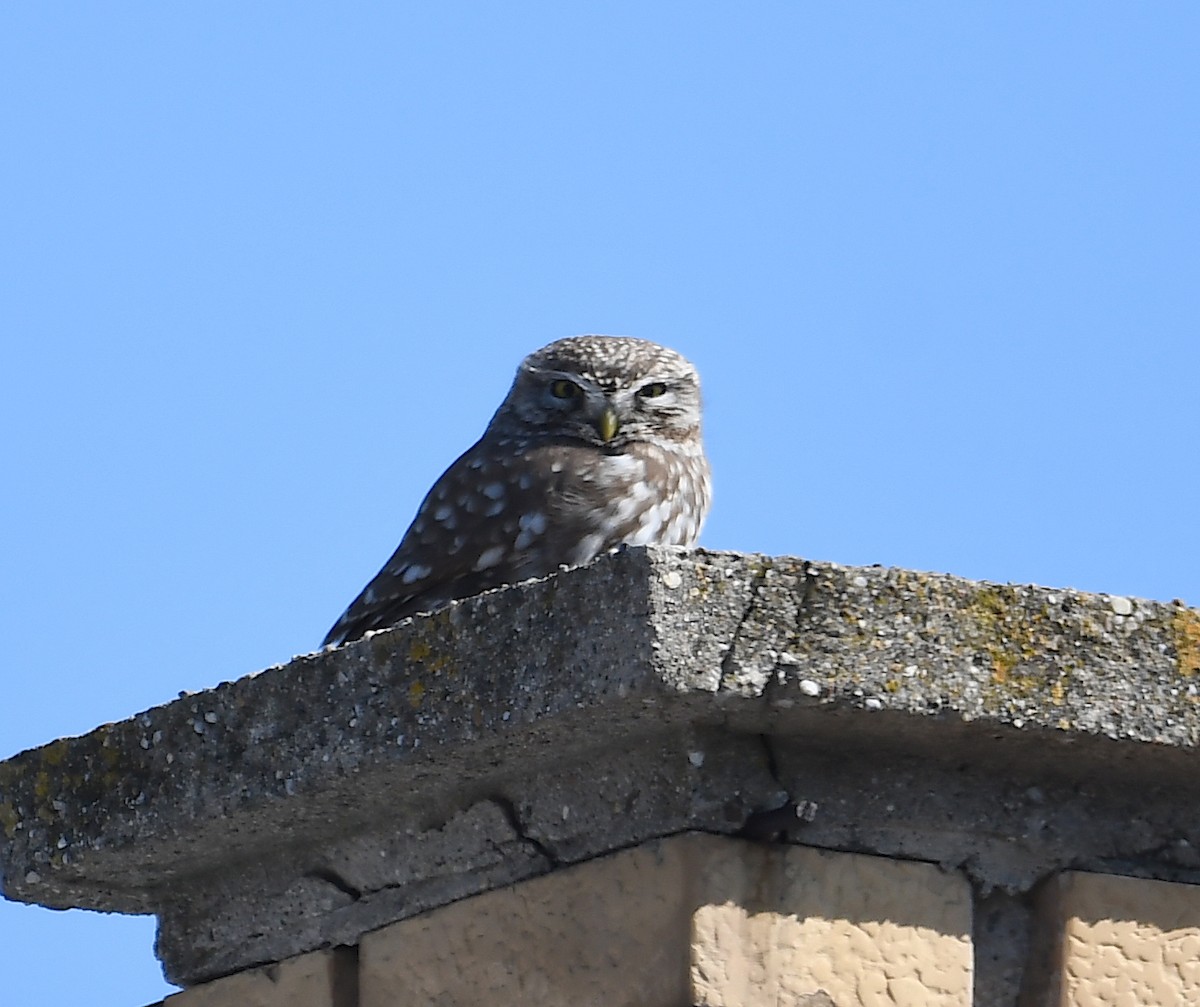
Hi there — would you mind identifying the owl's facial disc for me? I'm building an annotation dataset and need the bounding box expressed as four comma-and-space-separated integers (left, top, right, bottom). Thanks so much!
496, 337, 702, 449
534, 370, 693, 446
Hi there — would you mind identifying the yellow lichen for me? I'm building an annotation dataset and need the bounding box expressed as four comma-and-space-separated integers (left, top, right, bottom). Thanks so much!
970, 588, 1024, 684
964, 585, 1065, 706
1173, 607, 1200, 678
407, 681, 426, 707
989, 648, 1017, 683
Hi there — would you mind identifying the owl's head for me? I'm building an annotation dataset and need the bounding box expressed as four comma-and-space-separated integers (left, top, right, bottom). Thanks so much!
489, 335, 703, 448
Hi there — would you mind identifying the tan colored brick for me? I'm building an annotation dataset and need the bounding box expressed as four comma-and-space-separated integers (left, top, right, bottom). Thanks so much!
691, 843, 972, 1006
360, 837, 697, 1007
360, 834, 973, 1007
162, 947, 355, 1007
1042, 872, 1200, 1007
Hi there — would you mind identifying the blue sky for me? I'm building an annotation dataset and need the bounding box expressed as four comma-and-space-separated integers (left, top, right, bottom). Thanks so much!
2, 4, 1198, 1004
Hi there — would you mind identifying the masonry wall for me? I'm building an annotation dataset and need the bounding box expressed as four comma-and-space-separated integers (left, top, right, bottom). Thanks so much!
151, 834, 1200, 1007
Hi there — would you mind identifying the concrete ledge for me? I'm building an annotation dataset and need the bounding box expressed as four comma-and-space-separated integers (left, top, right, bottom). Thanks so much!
2, 547, 1198, 985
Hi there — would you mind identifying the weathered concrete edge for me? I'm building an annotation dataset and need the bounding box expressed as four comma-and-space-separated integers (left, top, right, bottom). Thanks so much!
0, 546, 671, 912
1, 546, 1197, 917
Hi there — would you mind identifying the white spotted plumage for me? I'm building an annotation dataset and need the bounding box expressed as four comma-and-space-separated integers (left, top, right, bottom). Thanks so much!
323, 335, 712, 647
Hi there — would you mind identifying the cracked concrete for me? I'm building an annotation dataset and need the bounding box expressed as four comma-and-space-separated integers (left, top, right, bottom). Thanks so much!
2, 546, 1199, 985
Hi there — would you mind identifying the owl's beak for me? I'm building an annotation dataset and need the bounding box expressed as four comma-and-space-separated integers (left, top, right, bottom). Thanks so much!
596, 407, 620, 442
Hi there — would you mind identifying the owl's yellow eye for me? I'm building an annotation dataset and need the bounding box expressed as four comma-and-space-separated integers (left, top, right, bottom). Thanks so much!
549, 379, 582, 400
638, 382, 668, 399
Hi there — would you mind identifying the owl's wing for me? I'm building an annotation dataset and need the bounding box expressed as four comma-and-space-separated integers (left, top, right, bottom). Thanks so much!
321, 435, 660, 647
322, 439, 552, 647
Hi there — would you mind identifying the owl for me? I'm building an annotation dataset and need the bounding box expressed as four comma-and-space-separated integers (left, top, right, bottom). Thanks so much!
323, 335, 711, 647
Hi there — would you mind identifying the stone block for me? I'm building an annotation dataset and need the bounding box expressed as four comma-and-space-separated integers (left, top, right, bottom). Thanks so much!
359, 836, 697, 1007
691, 842, 972, 1006
159, 947, 355, 1007
1035, 871, 1200, 1006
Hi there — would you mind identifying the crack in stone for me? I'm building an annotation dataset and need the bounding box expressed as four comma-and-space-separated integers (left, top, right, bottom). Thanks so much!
299, 797, 564, 908
306, 865, 364, 901
719, 566, 770, 685
736, 735, 818, 842
490, 795, 560, 868
779, 560, 820, 663
797, 561, 820, 624
761, 732, 783, 785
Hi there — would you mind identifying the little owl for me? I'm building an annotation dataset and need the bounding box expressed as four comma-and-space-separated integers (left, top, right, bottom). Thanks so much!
323, 335, 711, 646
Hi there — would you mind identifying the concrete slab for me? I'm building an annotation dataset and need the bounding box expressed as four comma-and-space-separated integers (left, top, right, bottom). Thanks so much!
2, 547, 1198, 983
